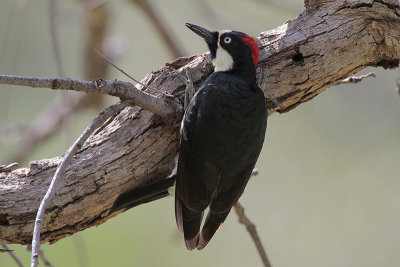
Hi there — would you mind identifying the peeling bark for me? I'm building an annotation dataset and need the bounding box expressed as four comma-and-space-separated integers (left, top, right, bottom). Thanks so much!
1, 0, 399, 244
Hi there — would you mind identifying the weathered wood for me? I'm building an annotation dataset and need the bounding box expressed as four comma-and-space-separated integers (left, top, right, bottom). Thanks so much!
1, 0, 399, 244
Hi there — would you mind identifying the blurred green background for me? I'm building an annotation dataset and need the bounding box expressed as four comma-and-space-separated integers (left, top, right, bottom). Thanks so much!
1, 0, 399, 266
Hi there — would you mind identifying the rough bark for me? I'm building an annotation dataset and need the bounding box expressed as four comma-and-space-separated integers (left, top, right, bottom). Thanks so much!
1, 0, 399, 244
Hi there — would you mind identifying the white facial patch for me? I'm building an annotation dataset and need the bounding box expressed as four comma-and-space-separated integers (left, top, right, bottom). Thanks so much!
212, 31, 234, 72
213, 47, 234, 72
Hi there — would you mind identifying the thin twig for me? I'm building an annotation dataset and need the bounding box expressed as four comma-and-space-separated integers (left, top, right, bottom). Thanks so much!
93, 49, 172, 97
0, 75, 176, 119
338, 72, 376, 84
31, 100, 129, 267
234, 201, 272, 267
1, 243, 24, 267
26, 244, 54, 267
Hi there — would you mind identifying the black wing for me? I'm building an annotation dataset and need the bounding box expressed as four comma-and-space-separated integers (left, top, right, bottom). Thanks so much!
175, 81, 222, 250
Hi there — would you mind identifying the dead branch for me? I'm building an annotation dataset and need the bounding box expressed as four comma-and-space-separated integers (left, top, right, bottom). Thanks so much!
26, 244, 54, 267
234, 201, 272, 267
0, 75, 178, 119
0, 0, 399, 245
338, 72, 376, 84
31, 100, 128, 267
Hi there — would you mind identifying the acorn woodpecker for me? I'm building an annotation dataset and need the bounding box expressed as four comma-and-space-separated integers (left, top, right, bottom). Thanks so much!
110, 23, 268, 251
175, 23, 267, 250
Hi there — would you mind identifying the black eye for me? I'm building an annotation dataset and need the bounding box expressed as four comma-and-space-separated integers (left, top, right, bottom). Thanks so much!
223, 37, 232, 44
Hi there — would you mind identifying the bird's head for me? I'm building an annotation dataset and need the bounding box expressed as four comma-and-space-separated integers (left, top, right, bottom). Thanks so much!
186, 23, 259, 79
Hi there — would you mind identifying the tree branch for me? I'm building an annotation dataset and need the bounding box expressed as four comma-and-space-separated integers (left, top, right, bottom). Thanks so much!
234, 201, 272, 267
0, 0, 399, 245
0, 75, 179, 119
31, 100, 128, 267
338, 72, 376, 84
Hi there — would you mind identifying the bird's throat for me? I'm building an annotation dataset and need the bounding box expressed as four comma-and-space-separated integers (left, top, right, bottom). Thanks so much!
212, 46, 234, 72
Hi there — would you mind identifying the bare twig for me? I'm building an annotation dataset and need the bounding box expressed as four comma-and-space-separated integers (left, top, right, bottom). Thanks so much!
338, 72, 376, 84
1, 243, 24, 267
234, 201, 272, 267
31, 100, 129, 267
0, 247, 13, 252
94, 49, 172, 97
26, 244, 54, 267
49, 0, 65, 77
0, 75, 177, 119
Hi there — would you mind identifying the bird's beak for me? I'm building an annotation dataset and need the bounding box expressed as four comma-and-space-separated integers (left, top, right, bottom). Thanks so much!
185, 23, 215, 44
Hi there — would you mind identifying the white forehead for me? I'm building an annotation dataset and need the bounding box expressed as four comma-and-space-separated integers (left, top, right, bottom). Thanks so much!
218, 30, 232, 42
219, 30, 232, 35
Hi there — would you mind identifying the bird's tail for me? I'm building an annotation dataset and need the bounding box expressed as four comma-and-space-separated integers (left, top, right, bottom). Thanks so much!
175, 197, 231, 251
109, 175, 176, 215
197, 210, 230, 250
175, 197, 204, 250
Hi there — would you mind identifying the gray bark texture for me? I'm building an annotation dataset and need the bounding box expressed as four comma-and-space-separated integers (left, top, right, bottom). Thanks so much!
1, 0, 399, 244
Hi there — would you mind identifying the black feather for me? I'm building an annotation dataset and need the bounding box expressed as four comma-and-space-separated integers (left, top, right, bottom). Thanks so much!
109, 176, 176, 215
